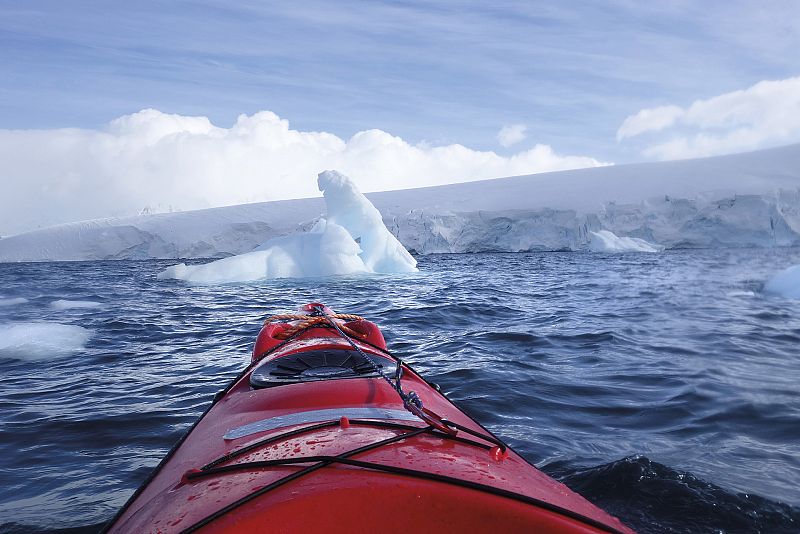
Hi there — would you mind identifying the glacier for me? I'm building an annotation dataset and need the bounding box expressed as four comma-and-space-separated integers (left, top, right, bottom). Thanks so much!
1, 143, 800, 262
158, 170, 417, 283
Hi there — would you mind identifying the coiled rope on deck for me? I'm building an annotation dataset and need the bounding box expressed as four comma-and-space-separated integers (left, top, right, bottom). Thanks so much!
263, 313, 364, 340
265, 306, 460, 435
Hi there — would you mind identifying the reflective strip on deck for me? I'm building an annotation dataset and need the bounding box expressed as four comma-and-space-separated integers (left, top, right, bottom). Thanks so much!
223, 407, 421, 440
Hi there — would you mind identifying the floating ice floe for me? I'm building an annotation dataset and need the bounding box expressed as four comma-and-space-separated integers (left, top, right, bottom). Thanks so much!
158, 170, 418, 283
0, 297, 28, 307
589, 230, 663, 253
50, 299, 104, 310
764, 264, 800, 298
0, 322, 92, 360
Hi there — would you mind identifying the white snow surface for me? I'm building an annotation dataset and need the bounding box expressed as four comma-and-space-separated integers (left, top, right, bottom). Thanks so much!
589, 230, 662, 253
158, 171, 417, 283
0, 322, 92, 360
2, 143, 800, 262
764, 265, 800, 298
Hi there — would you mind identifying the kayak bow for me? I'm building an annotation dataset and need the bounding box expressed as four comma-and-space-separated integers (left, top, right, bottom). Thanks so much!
106, 303, 634, 534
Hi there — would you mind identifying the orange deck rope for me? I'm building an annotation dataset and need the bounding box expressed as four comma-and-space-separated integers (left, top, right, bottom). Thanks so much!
264, 313, 365, 340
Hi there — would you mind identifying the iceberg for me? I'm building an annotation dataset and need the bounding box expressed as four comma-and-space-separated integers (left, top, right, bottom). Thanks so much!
764, 265, 800, 298
589, 230, 662, 253
2, 143, 800, 262
158, 171, 417, 283
317, 170, 417, 273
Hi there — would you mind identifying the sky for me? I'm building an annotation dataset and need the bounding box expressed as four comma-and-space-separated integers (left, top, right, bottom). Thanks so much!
1, 1, 800, 234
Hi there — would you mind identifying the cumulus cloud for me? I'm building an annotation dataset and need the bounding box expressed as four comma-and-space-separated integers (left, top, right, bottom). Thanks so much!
496, 124, 528, 147
616, 106, 683, 141
0, 109, 607, 235
617, 76, 800, 160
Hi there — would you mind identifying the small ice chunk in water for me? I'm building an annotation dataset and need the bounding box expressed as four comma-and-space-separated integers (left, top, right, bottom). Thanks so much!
0, 297, 28, 307
764, 264, 800, 298
50, 300, 104, 310
589, 230, 662, 253
0, 322, 92, 360
159, 170, 417, 283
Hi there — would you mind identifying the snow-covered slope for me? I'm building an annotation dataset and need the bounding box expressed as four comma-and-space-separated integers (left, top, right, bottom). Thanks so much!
2, 143, 800, 262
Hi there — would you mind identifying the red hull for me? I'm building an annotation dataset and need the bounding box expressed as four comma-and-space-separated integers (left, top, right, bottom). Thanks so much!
107, 304, 634, 534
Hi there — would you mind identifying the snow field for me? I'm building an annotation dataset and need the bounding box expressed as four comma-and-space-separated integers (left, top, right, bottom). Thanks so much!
2, 144, 800, 262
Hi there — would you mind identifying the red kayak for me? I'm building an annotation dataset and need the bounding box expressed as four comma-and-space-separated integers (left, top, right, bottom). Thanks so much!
106, 303, 634, 533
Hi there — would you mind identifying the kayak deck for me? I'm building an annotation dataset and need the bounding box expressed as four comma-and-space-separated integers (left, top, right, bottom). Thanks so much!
107, 310, 633, 534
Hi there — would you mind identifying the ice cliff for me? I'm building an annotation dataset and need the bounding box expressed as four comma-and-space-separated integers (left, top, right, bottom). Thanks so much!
588, 231, 662, 253
1, 143, 800, 262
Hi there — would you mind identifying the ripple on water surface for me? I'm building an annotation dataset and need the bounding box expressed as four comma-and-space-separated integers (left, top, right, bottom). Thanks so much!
0, 250, 799, 533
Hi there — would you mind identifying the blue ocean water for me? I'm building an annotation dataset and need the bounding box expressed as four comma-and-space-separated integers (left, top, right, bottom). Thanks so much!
1, 250, 799, 533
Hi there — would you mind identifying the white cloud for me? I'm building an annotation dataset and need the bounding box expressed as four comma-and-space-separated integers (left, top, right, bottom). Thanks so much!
616, 105, 683, 141
0, 109, 607, 235
496, 124, 528, 147
617, 76, 800, 160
